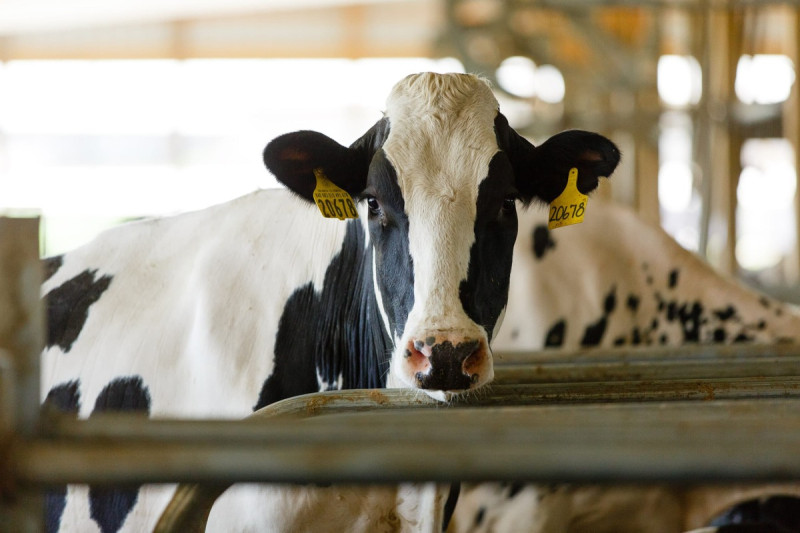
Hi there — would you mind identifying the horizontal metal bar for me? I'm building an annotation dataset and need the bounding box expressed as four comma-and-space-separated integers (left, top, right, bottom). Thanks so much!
494, 343, 800, 367
17, 398, 800, 485
15, 345, 800, 488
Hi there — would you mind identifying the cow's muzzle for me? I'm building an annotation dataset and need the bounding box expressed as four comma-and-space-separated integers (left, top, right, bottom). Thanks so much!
406, 336, 489, 391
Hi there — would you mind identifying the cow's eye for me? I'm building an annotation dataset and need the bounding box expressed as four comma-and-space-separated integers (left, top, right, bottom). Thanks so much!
366, 197, 382, 216
501, 196, 516, 213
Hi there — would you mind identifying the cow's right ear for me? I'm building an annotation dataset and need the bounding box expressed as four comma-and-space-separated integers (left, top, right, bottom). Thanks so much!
263, 118, 389, 202
495, 113, 620, 205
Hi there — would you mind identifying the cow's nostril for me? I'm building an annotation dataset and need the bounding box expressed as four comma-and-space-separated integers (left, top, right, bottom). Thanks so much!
412, 338, 486, 391
463, 348, 483, 373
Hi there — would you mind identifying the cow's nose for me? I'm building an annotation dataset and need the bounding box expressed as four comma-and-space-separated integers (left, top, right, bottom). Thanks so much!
407, 336, 486, 391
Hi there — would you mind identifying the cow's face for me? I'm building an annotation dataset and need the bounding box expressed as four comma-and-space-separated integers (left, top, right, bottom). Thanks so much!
264, 72, 620, 399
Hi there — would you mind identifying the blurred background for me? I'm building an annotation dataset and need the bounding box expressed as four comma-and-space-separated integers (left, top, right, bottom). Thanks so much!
0, 0, 798, 302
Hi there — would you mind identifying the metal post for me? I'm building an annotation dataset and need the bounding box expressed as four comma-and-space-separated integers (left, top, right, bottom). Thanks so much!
0, 217, 43, 532
0, 217, 42, 438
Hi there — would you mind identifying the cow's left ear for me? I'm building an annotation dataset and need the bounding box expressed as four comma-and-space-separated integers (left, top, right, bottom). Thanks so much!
263, 118, 389, 202
496, 114, 620, 204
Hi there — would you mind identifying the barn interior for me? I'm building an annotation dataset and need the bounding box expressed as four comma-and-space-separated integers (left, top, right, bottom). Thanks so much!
2, 1, 800, 531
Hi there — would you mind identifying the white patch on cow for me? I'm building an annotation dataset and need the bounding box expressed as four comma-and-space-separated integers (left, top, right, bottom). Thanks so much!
59, 486, 100, 533
382, 73, 499, 392
371, 244, 394, 341
316, 368, 342, 392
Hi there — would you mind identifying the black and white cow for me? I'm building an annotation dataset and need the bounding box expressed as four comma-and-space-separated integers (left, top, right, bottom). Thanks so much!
40, 72, 619, 532
451, 200, 800, 533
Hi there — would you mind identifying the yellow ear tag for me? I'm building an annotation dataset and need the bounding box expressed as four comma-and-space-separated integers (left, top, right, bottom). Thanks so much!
548, 167, 587, 230
312, 168, 359, 220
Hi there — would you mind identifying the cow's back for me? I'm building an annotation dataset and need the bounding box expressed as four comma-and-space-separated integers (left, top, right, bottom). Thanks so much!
496, 200, 799, 352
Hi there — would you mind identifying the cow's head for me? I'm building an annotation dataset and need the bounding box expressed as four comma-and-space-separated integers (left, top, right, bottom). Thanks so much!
264, 73, 619, 399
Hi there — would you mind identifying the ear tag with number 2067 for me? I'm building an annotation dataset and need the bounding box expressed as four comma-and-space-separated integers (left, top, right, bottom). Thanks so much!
312, 168, 359, 220
548, 167, 587, 230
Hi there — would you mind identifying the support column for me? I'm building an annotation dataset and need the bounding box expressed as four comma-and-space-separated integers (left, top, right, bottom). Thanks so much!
0, 217, 43, 532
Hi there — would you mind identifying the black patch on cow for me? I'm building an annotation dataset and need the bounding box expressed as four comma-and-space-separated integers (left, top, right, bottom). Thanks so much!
603, 288, 617, 314
43, 380, 81, 413
507, 482, 524, 499
531, 224, 555, 259
580, 287, 616, 347
42, 381, 81, 533
760, 296, 771, 308
668, 268, 680, 289
256, 221, 390, 410
459, 154, 519, 341
89, 376, 151, 533
614, 336, 626, 346
42, 255, 64, 282
714, 306, 737, 321
666, 301, 678, 321
474, 506, 486, 526
709, 496, 800, 533
626, 294, 640, 312
544, 320, 566, 348
677, 302, 703, 343
45, 269, 113, 352
714, 328, 727, 342
442, 483, 460, 532
92, 376, 151, 412
734, 333, 754, 343
581, 317, 608, 347
255, 283, 321, 409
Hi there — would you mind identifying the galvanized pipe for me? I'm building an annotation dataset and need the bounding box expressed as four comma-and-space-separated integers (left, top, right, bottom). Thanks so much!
17, 398, 800, 486
0, 217, 42, 439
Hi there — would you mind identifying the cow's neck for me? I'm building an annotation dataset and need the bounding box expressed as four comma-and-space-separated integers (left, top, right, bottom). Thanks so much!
253, 219, 390, 410
313, 219, 391, 392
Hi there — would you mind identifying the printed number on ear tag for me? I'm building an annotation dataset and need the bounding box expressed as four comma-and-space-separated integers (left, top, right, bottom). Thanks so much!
312, 168, 359, 220
548, 167, 587, 230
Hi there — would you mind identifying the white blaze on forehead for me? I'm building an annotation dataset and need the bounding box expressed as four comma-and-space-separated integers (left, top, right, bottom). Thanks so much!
382, 73, 500, 332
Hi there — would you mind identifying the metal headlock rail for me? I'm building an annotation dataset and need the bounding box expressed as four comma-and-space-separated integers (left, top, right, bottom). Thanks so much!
2, 216, 800, 531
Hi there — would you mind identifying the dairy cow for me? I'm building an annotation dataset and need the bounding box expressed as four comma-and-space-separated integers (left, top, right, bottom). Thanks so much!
451, 200, 800, 533
40, 72, 619, 532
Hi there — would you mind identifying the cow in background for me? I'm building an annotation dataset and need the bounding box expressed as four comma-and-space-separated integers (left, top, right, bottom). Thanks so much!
40, 72, 619, 533
451, 200, 800, 533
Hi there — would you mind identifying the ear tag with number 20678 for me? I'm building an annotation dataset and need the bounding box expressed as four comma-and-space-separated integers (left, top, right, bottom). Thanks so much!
312, 168, 359, 220
548, 167, 587, 230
